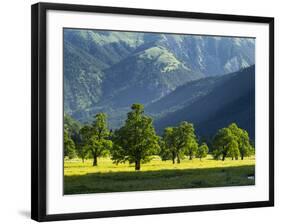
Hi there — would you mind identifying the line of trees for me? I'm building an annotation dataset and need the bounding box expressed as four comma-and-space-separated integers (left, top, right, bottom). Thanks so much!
64, 103, 255, 170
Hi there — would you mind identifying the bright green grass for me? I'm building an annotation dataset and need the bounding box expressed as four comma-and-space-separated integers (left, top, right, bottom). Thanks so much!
64, 155, 255, 194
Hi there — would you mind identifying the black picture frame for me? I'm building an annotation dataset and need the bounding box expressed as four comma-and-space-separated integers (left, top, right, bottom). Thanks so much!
31, 2, 274, 222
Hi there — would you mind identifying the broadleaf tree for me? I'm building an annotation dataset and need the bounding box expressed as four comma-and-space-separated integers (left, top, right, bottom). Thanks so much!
80, 113, 112, 166
226, 139, 240, 160
111, 104, 160, 170
212, 123, 254, 160
212, 127, 234, 161
196, 143, 209, 160
228, 123, 254, 160
76, 142, 88, 163
64, 128, 76, 159
174, 121, 197, 162
160, 127, 178, 164
185, 138, 198, 160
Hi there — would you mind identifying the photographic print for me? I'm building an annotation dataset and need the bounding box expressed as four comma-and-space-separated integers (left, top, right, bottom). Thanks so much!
32, 3, 274, 221
63, 28, 256, 195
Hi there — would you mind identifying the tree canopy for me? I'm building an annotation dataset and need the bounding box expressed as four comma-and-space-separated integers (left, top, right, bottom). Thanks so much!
196, 143, 209, 160
174, 122, 198, 162
111, 104, 160, 170
80, 113, 112, 166
212, 123, 254, 161
228, 123, 254, 160
160, 127, 178, 164
64, 128, 76, 159
63, 108, 255, 169
160, 122, 198, 163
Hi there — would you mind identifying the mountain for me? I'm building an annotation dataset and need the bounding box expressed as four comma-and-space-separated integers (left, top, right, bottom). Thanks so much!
63, 29, 255, 127
159, 35, 255, 76
153, 66, 255, 140
63, 41, 105, 118
101, 46, 202, 108
146, 72, 231, 116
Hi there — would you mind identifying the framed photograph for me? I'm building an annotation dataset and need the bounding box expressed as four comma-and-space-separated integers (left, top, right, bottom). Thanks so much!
31, 2, 274, 222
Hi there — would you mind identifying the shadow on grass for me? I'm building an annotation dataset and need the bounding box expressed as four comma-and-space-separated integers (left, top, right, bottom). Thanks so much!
64, 165, 255, 195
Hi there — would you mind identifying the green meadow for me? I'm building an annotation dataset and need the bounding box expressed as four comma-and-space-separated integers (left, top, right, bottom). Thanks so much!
63, 31, 256, 196
64, 155, 255, 195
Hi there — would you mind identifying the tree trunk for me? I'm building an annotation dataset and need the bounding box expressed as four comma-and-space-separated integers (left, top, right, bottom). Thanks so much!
82, 157, 85, 163
222, 154, 226, 161
172, 152, 176, 164
135, 159, 141, 171
232, 157, 234, 160
177, 156, 181, 164
189, 155, 192, 160
93, 156, 97, 166
241, 155, 244, 160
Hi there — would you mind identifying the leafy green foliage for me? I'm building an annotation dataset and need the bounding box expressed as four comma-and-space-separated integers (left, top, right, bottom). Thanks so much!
57, 103, 257, 199
75, 143, 89, 163
228, 123, 254, 160
64, 129, 76, 159
79, 113, 112, 166
185, 138, 198, 161
226, 139, 240, 160
160, 122, 198, 163
63, 106, 254, 172
159, 127, 178, 164
212, 123, 254, 160
175, 122, 198, 162
111, 104, 160, 170
213, 128, 234, 161
64, 113, 81, 143
196, 143, 209, 160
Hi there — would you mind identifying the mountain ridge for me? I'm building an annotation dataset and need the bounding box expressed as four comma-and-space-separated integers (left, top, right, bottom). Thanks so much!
63, 29, 255, 137
153, 65, 255, 139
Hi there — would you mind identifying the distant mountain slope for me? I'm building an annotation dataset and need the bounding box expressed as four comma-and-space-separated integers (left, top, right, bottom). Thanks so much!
101, 46, 202, 107
159, 35, 255, 76
63, 29, 255, 124
64, 29, 141, 66
146, 73, 231, 116
153, 66, 255, 140
63, 41, 105, 117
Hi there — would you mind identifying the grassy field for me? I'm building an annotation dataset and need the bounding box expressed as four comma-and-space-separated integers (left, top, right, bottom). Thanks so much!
64, 155, 255, 194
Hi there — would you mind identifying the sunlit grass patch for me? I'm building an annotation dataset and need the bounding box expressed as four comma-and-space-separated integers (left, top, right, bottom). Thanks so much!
64, 155, 255, 194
